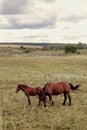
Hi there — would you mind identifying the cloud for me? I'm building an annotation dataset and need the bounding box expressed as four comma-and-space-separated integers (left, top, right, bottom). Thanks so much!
0, 0, 29, 14
0, 14, 57, 29
42, 0, 55, 3
0, 0, 55, 15
63, 34, 87, 41
0, 15, 10, 28
0, 0, 57, 29
0, 0, 87, 43
59, 14, 87, 23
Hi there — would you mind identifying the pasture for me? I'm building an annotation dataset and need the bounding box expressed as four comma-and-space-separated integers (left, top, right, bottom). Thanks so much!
0, 47, 87, 130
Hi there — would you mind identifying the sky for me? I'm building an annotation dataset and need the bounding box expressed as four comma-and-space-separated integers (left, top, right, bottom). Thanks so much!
0, 0, 87, 43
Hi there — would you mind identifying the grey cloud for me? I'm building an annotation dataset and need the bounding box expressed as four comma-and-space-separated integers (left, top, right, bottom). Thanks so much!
0, 0, 28, 14
22, 34, 48, 39
20, 16, 56, 29
0, 0, 57, 29
0, 0, 55, 15
59, 14, 87, 23
0, 14, 57, 29
24, 16, 57, 29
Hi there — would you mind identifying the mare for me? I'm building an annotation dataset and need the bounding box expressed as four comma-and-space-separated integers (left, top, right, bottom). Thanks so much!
16, 84, 43, 106
42, 82, 80, 107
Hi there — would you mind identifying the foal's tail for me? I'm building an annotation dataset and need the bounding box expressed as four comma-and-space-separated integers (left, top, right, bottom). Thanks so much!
69, 83, 80, 90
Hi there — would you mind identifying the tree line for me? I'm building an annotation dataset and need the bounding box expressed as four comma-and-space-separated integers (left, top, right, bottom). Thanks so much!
43, 42, 87, 53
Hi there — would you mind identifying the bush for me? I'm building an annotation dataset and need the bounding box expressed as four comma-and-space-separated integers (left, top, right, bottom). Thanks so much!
20, 46, 34, 53
20, 46, 26, 49
76, 51, 80, 54
23, 48, 33, 53
64, 45, 77, 53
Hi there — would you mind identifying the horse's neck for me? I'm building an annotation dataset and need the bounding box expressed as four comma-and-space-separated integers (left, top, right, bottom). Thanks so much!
20, 85, 27, 92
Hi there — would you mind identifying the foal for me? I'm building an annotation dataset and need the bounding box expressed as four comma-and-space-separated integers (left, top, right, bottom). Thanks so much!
16, 84, 43, 106
42, 82, 80, 107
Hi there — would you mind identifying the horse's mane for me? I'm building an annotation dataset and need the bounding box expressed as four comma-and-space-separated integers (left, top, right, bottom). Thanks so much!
43, 82, 49, 91
19, 84, 29, 88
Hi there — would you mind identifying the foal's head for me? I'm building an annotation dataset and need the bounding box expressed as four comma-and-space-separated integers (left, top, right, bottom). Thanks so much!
16, 84, 22, 93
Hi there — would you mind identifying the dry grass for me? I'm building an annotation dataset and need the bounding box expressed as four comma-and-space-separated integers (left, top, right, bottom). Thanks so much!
0, 44, 43, 48
0, 47, 87, 130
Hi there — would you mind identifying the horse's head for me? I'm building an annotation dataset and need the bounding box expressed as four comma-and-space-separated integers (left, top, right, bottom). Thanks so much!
16, 84, 22, 93
38, 89, 45, 101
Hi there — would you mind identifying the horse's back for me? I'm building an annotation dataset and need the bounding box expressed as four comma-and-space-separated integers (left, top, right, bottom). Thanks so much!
36, 87, 42, 94
44, 82, 70, 95
56, 82, 70, 93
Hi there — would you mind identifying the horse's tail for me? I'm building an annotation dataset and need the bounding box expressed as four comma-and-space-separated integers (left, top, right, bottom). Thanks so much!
69, 83, 80, 90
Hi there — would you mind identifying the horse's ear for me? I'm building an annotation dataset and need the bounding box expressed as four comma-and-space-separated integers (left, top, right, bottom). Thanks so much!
78, 84, 80, 87
18, 84, 21, 88
77, 84, 80, 87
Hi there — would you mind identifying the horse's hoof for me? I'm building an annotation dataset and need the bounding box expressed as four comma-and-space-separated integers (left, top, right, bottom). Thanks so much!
69, 104, 71, 106
52, 101, 54, 106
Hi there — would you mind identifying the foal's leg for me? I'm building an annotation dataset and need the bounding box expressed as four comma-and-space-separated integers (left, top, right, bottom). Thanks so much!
38, 99, 40, 106
62, 92, 67, 105
26, 95, 31, 105
38, 96, 42, 106
67, 93, 71, 106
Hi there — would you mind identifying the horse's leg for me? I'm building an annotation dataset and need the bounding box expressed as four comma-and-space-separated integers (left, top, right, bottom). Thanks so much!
62, 92, 67, 105
38, 99, 41, 106
38, 96, 42, 106
67, 93, 71, 106
27, 95, 31, 105
37, 96, 40, 106
43, 95, 47, 107
48, 94, 54, 106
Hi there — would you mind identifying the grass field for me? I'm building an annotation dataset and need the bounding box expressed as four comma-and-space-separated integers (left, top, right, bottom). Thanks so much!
0, 47, 87, 130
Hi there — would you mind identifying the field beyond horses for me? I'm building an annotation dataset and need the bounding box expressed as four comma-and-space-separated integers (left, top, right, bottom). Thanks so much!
0, 47, 87, 130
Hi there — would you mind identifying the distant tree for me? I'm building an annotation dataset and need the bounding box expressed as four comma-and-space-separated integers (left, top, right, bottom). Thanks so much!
77, 42, 87, 49
20, 45, 26, 49
64, 44, 77, 53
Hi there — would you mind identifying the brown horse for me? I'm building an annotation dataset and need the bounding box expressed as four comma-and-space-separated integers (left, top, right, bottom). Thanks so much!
16, 84, 43, 106
42, 82, 80, 107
